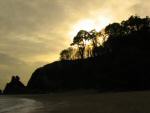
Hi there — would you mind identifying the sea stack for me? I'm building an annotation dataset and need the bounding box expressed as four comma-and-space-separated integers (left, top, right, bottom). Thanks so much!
3, 75, 26, 94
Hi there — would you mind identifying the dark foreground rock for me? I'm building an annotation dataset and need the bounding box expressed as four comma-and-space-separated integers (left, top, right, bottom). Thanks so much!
3, 76, 26, 94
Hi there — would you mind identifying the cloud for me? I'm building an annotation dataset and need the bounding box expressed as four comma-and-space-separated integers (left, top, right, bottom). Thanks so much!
131, 0, 150, 17
0, 53, 26, 66
0, 0, 67, 33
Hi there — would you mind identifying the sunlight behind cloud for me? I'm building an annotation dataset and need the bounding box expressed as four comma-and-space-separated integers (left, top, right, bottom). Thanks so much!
69, 19, 95, 39
95, 16, 112, 31
69, 16, 112, 39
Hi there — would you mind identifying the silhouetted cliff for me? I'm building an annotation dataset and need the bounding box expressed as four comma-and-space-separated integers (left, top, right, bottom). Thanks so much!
27, 16, 150, 93
3, 76, 26, 94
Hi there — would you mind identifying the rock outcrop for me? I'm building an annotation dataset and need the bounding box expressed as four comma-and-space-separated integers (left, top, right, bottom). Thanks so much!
3, 76, 26, 94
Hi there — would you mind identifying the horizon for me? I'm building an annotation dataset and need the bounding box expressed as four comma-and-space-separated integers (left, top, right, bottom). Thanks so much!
0, 0, 150, 90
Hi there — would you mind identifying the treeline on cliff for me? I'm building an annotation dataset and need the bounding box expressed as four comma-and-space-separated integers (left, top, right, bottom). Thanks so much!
3, 15, 150, 94
26, 16, 150, 93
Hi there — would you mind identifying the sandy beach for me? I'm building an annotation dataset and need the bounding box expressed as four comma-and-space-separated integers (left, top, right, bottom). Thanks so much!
1, 90, 150, 113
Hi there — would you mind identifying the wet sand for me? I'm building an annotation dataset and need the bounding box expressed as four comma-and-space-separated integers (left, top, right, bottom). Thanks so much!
3, 90, 150, 113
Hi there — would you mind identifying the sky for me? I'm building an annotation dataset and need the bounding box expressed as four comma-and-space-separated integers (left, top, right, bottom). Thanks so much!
0, 0, 150, 89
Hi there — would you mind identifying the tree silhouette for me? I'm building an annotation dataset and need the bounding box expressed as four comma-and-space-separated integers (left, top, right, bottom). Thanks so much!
121, 16, 150, 35
88, 29, 104, 57
71, 30, 90, 59
105, 23, 123, 37
59, 15, 150, 61
88, 30, 97, 46
60, 47, 74, 60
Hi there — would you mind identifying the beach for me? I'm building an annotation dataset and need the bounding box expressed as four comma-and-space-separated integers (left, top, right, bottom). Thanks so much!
1, 90, 150, 113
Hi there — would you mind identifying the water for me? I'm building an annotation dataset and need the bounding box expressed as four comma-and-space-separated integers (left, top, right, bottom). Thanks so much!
0, 96, 43, 113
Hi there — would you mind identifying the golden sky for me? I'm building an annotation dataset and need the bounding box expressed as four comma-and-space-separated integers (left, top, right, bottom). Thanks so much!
0, 0, 149, 89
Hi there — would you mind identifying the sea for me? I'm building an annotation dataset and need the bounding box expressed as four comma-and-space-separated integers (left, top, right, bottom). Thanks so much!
0, 96, 43, 113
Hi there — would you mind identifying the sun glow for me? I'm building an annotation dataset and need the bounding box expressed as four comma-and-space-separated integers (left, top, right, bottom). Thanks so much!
69, 20, 95, 39
69, 16, 112, 39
